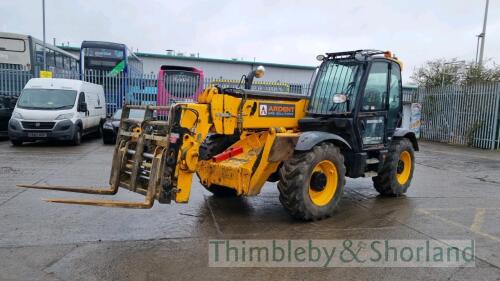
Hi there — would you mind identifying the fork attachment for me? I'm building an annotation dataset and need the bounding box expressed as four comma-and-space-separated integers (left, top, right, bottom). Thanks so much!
18, 104, 173, 208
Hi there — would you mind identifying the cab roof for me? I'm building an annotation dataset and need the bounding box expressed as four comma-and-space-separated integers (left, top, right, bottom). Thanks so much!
324, 49, 404, 70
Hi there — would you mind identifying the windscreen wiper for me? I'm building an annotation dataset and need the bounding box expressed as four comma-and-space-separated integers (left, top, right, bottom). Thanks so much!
52, 105, 74, 109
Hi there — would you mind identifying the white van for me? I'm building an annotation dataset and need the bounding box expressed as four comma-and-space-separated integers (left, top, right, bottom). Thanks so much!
8, 78, 106, 145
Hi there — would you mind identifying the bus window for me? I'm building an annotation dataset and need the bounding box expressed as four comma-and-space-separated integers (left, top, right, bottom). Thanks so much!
63, 56, 70, 70
35, 44, 44, 64
55, 52, 63, 68
46, 49, 55, 68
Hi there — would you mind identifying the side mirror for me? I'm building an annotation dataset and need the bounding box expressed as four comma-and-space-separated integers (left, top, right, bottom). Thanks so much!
244, 65, 266, 89
332, 94, 348, 104
78, 102, 88, 112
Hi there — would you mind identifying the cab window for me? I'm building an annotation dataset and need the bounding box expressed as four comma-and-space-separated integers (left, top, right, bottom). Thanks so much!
362, 62, 389, 111
387, 62, 402, 130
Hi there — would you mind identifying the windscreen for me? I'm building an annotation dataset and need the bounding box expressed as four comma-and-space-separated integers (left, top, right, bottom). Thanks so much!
164, 70, 201, 100
17, 89, 77, 110
0, 37, 26, 52
112, 109, 145, 120
308, 60, 361, 115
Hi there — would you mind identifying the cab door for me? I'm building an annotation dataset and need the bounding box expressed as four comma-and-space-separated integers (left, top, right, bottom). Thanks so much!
357, 60, 390, 149
386, 61, 403, 136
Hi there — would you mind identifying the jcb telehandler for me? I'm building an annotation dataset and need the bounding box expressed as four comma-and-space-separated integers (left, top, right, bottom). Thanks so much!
19, 50, 418, 221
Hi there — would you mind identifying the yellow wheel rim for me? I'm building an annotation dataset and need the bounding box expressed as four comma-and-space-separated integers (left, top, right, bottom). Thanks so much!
308, 160, 338, 207
396, 151, 412, 185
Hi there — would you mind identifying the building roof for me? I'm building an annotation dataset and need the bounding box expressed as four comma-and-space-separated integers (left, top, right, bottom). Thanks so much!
60, 46, 316, 71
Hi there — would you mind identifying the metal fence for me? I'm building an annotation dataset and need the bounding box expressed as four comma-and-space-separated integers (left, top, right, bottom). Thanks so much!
3, 67, 497, 149
0, 68, 310, 114
410, 83, 500, 149
0, 68, 33, 97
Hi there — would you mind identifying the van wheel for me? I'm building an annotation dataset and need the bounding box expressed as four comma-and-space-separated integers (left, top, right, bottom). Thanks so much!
11, 140, 23, 146
72, 128, 82, 146
96, 124, 103, 138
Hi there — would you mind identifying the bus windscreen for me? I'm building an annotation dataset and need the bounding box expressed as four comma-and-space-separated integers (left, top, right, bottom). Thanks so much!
164, 71, 201, 99
0, 37, 26, 52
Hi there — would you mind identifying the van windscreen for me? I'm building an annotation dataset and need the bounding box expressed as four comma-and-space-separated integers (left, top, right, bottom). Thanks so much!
17, 89, 78, 110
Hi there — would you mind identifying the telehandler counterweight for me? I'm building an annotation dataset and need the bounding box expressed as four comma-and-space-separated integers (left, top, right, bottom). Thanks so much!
19, 50, 418, 220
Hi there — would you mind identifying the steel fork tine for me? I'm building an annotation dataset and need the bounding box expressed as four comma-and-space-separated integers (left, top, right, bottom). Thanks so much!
16, 184, 118, 195
43, 198, 154, 209
17, 139, 128, 196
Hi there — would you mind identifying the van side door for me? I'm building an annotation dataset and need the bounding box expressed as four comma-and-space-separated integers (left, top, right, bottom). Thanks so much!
84, 90, 99, 128
77, 92, 89, 131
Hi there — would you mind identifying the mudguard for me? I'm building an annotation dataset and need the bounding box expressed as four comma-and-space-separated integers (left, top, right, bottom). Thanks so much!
393, 128, 419, 151
295, 131, 351, 151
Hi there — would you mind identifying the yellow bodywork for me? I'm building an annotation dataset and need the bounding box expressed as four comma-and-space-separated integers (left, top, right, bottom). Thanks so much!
173, 87, 307, 202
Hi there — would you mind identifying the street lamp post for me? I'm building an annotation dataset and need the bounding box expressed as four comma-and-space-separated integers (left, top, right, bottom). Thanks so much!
42, 0, 46, 71
478, 0, 489, 66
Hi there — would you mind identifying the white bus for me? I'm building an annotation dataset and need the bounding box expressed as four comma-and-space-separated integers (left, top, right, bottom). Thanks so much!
0, 32, 79, 75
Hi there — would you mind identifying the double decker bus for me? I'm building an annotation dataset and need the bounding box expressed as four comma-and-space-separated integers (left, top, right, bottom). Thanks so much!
80, 41, 143, 113
0, 32, 79, 96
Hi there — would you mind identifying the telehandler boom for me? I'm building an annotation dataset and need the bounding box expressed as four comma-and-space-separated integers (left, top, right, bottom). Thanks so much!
19, 50, 418, 220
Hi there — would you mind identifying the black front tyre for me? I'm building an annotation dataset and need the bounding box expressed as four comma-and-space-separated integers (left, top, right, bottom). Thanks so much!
72, 128, 82, 146
278, 142, 346, 221
198, 134, 240, 197
199, 134, 239, 160
11, 139, 23, 146
373, 138, 415, 196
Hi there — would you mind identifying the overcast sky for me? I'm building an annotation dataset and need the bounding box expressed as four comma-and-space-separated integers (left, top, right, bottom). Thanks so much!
1, 0, 498, 81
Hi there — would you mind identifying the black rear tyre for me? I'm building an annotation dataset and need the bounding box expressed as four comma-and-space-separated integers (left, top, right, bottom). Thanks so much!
278, 142, 346, 221
204, 184, 239, 197
96, 123, 103, 138
372, 138, 415, 196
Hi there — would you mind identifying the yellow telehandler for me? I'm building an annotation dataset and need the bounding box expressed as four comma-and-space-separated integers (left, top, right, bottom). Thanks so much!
19, 50, 418, 220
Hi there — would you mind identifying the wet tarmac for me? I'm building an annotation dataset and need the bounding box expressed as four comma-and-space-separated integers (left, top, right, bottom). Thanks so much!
0, 138, 499, 280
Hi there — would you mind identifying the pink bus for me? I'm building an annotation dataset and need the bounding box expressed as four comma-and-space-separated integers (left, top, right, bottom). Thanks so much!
157, 65, 204, 109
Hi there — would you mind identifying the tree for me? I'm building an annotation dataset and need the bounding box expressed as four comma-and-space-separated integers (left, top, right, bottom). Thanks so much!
462, 61, 500, 84
411, 58, 500, 87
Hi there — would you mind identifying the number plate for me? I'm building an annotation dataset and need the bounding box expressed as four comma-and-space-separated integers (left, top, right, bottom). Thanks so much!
28, 132, 48, 138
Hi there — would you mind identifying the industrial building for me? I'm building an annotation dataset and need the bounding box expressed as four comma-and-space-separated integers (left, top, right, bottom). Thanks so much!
60, 46, 316, 83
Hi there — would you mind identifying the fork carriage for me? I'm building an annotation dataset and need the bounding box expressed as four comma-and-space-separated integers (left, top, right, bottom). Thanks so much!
19, 104, 175, 208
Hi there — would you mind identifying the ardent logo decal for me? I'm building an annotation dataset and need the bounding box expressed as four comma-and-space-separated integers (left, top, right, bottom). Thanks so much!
258, 103, 295, 118
259, 104, 268, 116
